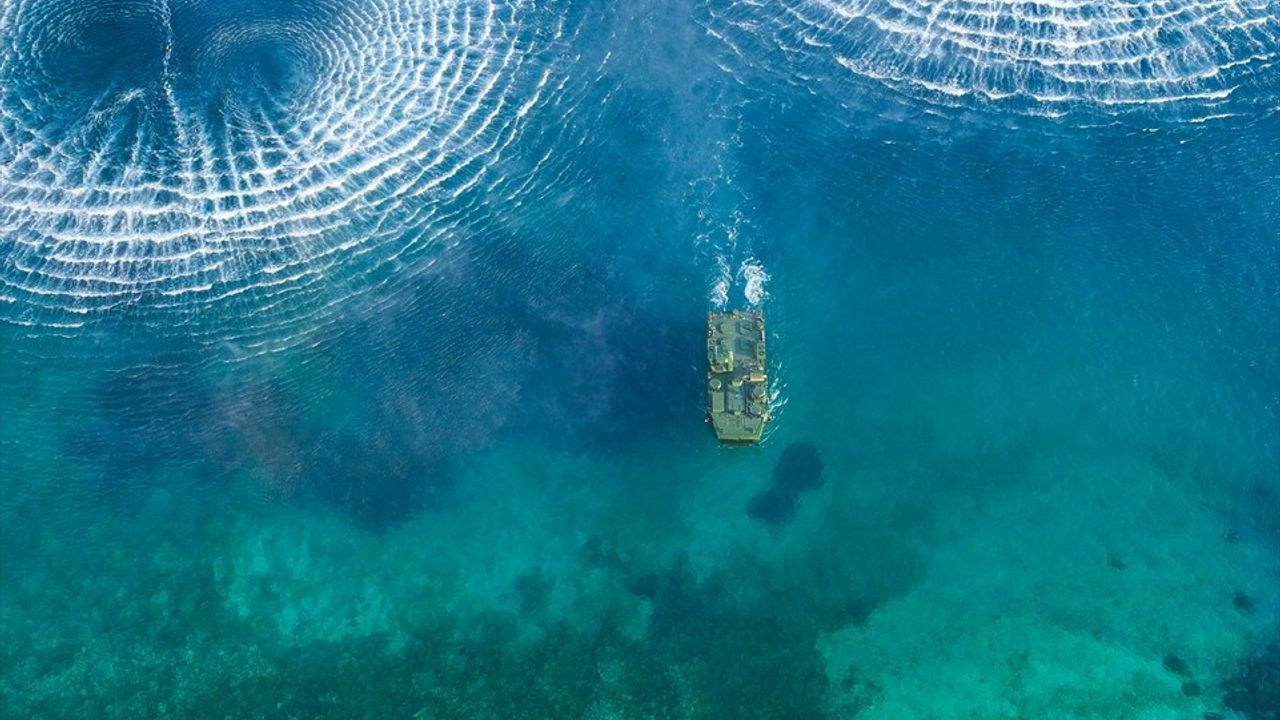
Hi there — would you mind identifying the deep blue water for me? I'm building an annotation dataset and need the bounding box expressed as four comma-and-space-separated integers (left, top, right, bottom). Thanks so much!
2, 0, 1279, 717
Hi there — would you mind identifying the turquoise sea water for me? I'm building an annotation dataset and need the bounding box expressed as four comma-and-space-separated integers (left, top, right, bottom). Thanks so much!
2, 0, 1279, 717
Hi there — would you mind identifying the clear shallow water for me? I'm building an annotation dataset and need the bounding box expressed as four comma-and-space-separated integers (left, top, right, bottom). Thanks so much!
2, 0, 1279, 717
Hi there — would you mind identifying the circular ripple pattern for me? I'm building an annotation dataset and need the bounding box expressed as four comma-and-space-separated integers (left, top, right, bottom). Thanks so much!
704, 0, 1280, 125
0, 0, 594, 348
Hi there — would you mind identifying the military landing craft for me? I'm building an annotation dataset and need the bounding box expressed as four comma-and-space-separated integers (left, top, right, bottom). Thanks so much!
707, 310, 770, 443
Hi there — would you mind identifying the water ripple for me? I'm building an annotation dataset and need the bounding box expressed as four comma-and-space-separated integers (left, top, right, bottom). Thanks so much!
702, 0, 1280, 127
0, 0, 597, 351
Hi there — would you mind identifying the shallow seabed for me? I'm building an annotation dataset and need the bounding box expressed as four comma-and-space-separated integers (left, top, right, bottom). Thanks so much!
3, 0, 1279, 718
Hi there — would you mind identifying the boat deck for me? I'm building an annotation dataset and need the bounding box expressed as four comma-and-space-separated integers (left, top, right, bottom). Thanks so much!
707, 310, 770, 443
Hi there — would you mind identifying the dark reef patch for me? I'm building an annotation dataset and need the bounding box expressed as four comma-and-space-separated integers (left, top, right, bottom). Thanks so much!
628, 558, 830, 718
1224, 641, 1280, 720
511, 570, 554, 615
748, 441, 826, 526
512, 264, 704, 455
241, 235, 705, 528
301, 429, 452, 534
321, 235, 706, 460
59, 232, 705, 530
1162, 651, 1192, 678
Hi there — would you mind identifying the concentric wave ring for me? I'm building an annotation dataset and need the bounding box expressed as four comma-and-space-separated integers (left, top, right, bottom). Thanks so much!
0, 0, 596, 351
703, 0, 1280, 126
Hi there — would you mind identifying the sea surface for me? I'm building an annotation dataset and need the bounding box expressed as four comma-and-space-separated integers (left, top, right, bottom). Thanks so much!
2, 0, 1279, 717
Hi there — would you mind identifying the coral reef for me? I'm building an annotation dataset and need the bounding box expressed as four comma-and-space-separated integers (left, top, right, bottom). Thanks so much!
1224, 641, 1280, 720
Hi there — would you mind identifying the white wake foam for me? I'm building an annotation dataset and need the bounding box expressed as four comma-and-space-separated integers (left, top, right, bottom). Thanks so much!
739, 257, 769, 307
709, 254, 731, 309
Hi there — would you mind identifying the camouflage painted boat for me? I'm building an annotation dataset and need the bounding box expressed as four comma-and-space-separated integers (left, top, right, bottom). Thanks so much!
707, 310, 770, 443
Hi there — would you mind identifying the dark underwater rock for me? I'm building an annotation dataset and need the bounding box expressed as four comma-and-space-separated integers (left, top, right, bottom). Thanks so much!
747, 442, 825, 526
1163, 652, 1193, 678
512, 570, 553, 614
